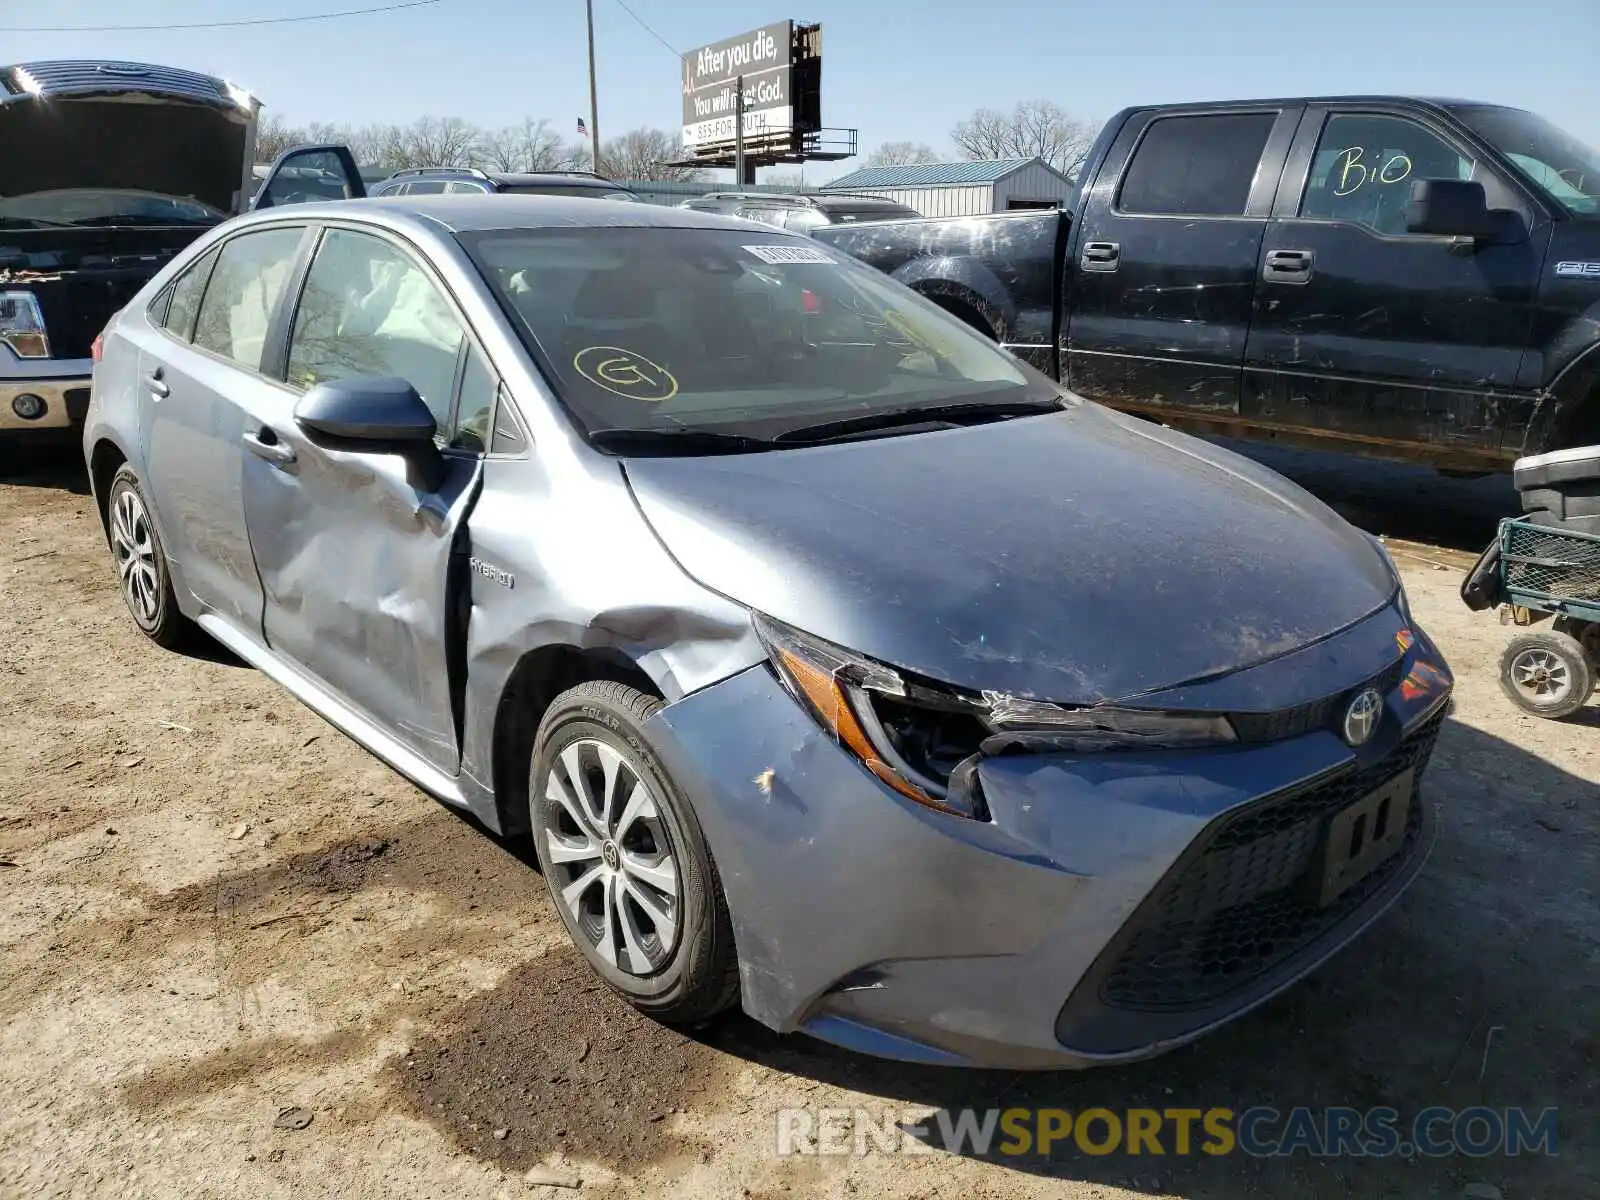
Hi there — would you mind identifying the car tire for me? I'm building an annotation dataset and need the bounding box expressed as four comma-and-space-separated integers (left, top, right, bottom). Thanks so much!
530, 680, 739, 1025
106, 465, 190, 649
1498, 629, 1595, 719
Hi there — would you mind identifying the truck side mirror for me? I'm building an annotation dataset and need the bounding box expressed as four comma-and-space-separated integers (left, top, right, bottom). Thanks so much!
1406, 179, 1503, 240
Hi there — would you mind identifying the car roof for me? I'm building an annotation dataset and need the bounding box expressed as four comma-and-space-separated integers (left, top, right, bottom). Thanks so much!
241, 194, 784, 234
1125, 94, 1499, 113
485, 172, 632, 188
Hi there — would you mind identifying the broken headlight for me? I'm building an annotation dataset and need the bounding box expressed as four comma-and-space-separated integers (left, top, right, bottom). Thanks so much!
755, 614, 1237, 822
0, 292, 50, 359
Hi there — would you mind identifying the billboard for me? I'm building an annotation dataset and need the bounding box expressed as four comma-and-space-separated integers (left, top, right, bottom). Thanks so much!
681, 21, 795, 151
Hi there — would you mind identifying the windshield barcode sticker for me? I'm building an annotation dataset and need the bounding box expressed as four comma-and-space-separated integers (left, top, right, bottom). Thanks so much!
743, 244, 835, 265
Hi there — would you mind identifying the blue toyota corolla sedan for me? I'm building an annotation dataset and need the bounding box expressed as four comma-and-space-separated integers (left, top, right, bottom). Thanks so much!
83, 190, 1453, 1069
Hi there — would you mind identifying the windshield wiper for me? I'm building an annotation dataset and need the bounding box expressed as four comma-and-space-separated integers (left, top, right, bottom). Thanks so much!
588, 427, 777, 456
68, 215, 219, 227
774, 397, 1064, 444
0, 215, 78, 229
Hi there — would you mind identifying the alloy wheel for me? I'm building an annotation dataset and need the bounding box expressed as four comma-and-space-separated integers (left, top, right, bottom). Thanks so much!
110, 486, 162, 628
544, 737, 681, 977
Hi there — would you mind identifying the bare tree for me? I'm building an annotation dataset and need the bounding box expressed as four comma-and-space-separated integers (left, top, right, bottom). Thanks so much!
864, 141, 940, 168
761, 169, 806, 188
597, 128, 706, 182
950, 100, 1096, 178
254, 112, 305, 163
481, 118, 583, 173
408, 116, 483, 167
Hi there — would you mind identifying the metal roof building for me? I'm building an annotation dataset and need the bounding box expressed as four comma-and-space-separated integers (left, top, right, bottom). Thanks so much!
819, 157, 1074, 217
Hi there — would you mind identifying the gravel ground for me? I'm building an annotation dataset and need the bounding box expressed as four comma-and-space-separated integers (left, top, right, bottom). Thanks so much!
1, 440, 1595, 1200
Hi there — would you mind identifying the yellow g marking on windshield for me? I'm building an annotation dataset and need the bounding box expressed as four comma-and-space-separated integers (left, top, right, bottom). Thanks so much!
573, 345, 679, 402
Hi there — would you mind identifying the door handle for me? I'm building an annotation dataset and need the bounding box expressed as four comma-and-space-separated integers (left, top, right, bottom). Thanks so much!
1081, 241, 1121, 273
242, 429, 297, 467
143, 368, 169, 399
1263, 249, 1315, 284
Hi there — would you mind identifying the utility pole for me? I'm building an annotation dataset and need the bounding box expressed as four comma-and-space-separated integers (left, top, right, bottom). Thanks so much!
585, 0, 601, 173
733, 73, 748, 186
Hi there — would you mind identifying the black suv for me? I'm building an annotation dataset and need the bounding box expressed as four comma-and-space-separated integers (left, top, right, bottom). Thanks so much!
370, 167, 641, 202
680, 191, 920, 233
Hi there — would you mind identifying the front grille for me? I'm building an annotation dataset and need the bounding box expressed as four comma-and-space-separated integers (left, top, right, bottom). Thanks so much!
9, 60, 229, 106
1229, 655, 1408, 744
1096, 709, 1444, 1012
33, 273, 151, 360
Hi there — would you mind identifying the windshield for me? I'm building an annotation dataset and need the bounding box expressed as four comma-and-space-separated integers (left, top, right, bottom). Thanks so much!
459, 226, 1055, 440
0, 188, 225, 226
498, 184, 642, 202
1453, 106, 1600, 218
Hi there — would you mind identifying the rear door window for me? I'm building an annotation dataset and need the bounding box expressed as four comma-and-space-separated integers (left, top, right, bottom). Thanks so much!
405, 180, 450, 195
1118, 113, 1277, 216
191, 227, 305, 370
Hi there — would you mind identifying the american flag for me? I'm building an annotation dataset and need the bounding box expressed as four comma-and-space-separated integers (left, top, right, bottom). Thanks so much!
577, 117, 588, 137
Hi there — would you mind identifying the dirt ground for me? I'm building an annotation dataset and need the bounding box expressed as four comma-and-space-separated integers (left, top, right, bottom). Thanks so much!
1, 440, 1596, 1200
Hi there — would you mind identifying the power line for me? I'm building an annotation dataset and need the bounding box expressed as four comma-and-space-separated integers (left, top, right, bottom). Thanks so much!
0, 1, 441, 33
611, 0, 678, 57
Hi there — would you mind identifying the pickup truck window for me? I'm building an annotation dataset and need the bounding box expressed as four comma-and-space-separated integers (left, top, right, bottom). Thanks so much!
1301, 114, 1473, 236
1453, 106, 1600, 218
1118, 113, 1275, 216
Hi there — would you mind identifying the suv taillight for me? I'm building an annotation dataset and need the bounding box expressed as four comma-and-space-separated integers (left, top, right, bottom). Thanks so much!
91, 332, 105, 363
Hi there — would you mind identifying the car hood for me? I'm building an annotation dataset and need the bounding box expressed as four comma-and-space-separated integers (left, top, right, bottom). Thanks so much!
623, 402, 1396, 704
0, 95, 250, 215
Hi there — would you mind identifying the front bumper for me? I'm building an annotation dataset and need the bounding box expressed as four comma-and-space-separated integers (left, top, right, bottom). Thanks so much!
647, 605, 1452, 1069
0, 360, 92, 432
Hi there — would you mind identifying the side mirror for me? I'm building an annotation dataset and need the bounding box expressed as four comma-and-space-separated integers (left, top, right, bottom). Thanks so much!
1406, 179, 1502, 240
294, 376, 443, 490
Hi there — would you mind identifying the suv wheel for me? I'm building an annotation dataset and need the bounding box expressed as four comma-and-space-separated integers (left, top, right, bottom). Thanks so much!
530, 680, 739, 1024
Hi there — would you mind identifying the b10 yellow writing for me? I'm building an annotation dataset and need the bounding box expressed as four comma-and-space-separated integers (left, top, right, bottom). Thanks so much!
1333, 145, 1413, 196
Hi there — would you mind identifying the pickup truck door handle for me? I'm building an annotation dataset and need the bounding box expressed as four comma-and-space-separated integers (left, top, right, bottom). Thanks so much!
242, 428, 297, 468
1263, 249, 1315, 284
143, 368, 170, 399
1081, 241, 1121, 272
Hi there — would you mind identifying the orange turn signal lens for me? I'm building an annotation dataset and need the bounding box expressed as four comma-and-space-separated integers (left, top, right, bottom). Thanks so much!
774, 645, 945, 810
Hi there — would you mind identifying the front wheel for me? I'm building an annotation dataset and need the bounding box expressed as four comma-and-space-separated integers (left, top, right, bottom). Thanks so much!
530, 680, 739, 1024
1498, 630, 1595, 719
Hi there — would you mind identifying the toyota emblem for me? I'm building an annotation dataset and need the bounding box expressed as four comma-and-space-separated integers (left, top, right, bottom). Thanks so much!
1342, 688, 1383, 747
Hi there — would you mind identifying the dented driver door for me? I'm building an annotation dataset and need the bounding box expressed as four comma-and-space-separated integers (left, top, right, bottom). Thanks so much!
240, 224, 486, 774
242, 436, 480, 773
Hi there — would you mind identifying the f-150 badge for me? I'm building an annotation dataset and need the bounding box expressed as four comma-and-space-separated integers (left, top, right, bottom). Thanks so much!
1555, 261, 1600, 278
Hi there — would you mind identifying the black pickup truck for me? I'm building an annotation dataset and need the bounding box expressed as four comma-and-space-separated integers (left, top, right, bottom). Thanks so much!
816, 96, 1600, 473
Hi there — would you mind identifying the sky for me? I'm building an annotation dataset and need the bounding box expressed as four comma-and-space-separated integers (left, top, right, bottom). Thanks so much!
5, 0, 1598, 185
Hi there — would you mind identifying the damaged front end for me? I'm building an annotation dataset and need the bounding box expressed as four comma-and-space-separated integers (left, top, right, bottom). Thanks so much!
754, 613, 1241, 822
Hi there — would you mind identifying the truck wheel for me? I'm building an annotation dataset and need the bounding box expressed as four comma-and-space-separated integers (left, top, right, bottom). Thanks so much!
529, 680, 739, 1025
1498, 630, 1595, 719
